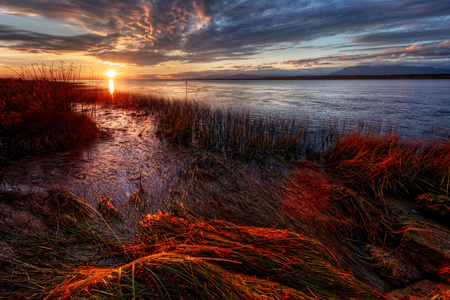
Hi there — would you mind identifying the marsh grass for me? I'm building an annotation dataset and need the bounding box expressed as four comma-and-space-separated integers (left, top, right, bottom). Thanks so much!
99, 91, 450, 231
325, 132, 450, 198
157, 102, 314, 160
113, 92, 449, 202
0, 64, 104, 161
0, 190, 118, 297
160, 156, 401, 289
43, 210, 380, 300
107, 94, 318, 160
0, 189, 386, 299
0, 111, 99, 160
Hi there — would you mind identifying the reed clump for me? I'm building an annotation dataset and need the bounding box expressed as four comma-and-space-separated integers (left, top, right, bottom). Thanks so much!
0, 110, 99, 161
1, 62, 82, 112
86, 91, 310, 158
121, 96, 316, 160
324, 133, 450, 198
43, 210, 379, 299
0, 64, 105, 162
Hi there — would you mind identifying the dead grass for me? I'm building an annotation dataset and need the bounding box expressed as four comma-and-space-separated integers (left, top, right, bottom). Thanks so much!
324, 133, 450, 198
44, 210, 380, 299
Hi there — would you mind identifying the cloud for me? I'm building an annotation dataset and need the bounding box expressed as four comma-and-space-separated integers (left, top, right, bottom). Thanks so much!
282, 41, 450, 66
92, 50, 176, 66
163, 65, 333, 80
0, 24, 107, 52
350, 28, 450, 45
1, 0, 450, 65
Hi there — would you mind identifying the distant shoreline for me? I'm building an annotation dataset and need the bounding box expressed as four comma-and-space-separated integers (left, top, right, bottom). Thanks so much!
196, 74, 450, 80
1, 74, 450, 82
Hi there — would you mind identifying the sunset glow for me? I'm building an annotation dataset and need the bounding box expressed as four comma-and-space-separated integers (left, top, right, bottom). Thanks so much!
106, 70, 117, 78
0, 1, 449, 79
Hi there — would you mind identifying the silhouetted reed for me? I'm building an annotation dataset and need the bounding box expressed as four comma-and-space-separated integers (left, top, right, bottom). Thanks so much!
0, 64, 102, 161
3, 62, 82, 112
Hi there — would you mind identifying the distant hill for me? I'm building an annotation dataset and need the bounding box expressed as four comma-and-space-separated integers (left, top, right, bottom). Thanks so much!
196, 73, 263, 80
193, 65, 450, 80
330, 65, 450, 76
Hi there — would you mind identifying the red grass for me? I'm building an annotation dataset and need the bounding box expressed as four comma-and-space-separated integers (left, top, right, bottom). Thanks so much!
325, 133, 450, 197
282, 162, 331, 220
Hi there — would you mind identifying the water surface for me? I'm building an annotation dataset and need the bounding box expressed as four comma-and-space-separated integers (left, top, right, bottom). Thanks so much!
1, 79, 448, 209
108, 79, 450, 139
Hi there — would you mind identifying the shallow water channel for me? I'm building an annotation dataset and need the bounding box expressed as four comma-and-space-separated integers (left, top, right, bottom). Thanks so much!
0, 106, 187, 214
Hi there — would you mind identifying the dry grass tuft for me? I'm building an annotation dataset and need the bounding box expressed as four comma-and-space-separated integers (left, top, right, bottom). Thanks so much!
44, 211, 379, 299
325, 133, 450, 198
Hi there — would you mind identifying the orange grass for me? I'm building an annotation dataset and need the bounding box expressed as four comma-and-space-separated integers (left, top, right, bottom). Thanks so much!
45, 211, 380, 299
325, 133, 450, 197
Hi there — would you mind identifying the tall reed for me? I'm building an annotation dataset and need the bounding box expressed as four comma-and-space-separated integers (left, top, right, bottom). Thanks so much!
127, 96, 316, 160
5, 62, 82, 112
0, 63, 103, 161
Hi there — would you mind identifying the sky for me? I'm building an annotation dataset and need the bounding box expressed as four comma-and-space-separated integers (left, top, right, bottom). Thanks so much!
0, 0, 450, 80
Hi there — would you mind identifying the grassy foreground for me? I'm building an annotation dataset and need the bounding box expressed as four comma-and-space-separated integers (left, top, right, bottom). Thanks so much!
1, 182, 448, 298
0, 190, 381, 299
1, 77, 449, 298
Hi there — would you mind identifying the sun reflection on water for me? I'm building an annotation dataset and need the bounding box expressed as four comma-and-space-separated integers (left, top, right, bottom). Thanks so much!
109, 78, 114, 94
107, 70, 116, 95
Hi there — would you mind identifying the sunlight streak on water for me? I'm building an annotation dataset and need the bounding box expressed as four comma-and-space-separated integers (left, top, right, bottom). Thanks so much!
109, 79, 114, 94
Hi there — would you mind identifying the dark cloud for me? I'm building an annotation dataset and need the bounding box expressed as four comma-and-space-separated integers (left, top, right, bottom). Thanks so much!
92, 50, 177, 66
1, 0, 450, 65
350, 28, 450, 45
0, 24, 106, 52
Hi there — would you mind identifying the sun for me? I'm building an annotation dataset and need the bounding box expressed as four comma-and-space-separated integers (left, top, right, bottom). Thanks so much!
106, 70, 117, 78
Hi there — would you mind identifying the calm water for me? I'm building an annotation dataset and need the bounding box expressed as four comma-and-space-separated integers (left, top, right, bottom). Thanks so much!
1, 79, 449, 211
109, 79, 450, 139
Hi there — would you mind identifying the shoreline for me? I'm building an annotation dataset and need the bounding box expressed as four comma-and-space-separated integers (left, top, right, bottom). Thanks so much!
196, 74, 450, 80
